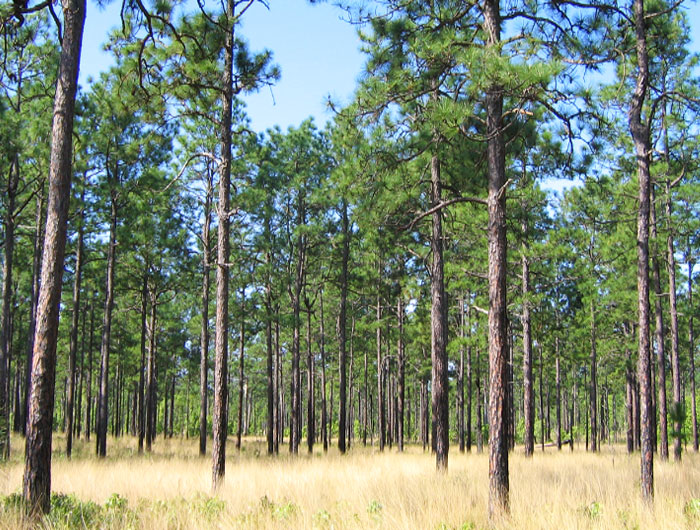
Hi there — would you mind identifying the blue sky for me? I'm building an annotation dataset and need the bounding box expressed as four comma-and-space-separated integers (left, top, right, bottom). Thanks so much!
79, 0, 700, 134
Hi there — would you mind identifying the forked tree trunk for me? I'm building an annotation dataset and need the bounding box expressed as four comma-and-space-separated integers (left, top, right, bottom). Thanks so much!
22, 0, 86, 512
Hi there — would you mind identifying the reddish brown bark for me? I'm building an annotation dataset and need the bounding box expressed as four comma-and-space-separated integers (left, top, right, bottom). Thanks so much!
22, 0, 86, 512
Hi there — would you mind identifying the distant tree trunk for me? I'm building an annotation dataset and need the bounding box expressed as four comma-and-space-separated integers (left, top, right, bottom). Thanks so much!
629, 0, 654, 502
397, 296, 405, 452
22, 0, 86, 511
429, 150, 449, 472
236, 295, 245, 451
212, 0, 234, 490
200, 173, 212, 456
66, 192, 85, 458
376, 292, 385, 451
483, 0, 509, 515
97, 190, 117, 458
85, 294, 95, 441
650, 185, 669, 460
274, 312, 282, 452
522, 233, 534, 457
458, 298, 465, 453
362, 316, 368, 447
589, 300, 598, 452
145, 290, 158, 451
467, 305, 473, 452
320, 291, 328, 452
626, 348, 635, 453
0, 157, 19, 458
539, 344, 544, 451
476, 348, 483, 454
138, 277, 147, 453
338, 198, 349, 454
664, 181, 681, 462
305, 298, 315, 454
24, 192, 45, 436
687, 255, 698, 452
555, 336, 562, 450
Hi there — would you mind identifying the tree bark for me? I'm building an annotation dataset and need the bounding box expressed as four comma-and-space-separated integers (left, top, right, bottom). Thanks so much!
212, 0, 234, 489
629, 0, 654, 501
483, 0, 509, 516
458, 298, 465, 453
430, 152, 449, 472
376, 291, 385, 451
397, 296, 405, 452
145, 290, 157, 451
589, 300, 598, 452
236, 295, 245, 451
22, 0, 86, 512
320, 291, 328, 452
137, 276, 147, 453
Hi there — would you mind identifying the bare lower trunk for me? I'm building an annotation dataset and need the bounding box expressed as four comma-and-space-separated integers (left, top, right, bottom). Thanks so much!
590, 301, 598, 452
688, 257, 698, 451
430, 152, 449, 472
200, 175, 212, 456
320, 292, 328, 452
522, 239, 533, 457
236, 298, 245, 451
338, 199, 349, 453
376, 292, 385, 451
397, 297, 405, 452
22, 0, 86, 511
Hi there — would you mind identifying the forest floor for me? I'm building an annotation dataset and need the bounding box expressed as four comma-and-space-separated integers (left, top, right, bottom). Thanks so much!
1, 433, 700, 529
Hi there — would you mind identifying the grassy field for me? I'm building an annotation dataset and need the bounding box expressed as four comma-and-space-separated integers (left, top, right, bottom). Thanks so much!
1, 433, 700, 529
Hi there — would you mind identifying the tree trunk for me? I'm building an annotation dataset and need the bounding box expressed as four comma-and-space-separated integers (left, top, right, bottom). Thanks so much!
200, 172, 212, 456
236, 295, 245, 451
458, 298, 465, 453
338, 198, 349, 453
555, 336, 562, 450
429, 151, 449, 472
320, 291, 328, 452
483, 0, 509, 515
650, 185, 669, 460
376, 292, 385, 451
664, 181, 681, 462
629, 0, 654, 501
398, 296, 405, 452
0, 156, 19, 458
212, 0, 234, 490
66, 191, 85, 458
145, 291, 158, 451
589, 300, 598, 452
522, 234, 534, 457
138, 277, 147, 453
85, 293, 95, 441
22, 0, 85, 511
97, 191, 117, 458
688, 256, 698, 451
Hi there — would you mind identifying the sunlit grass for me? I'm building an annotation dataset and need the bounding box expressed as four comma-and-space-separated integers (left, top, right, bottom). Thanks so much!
1, 432, 699, 528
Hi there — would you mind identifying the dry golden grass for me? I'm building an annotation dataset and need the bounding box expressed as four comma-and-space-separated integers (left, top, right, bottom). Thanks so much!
1, 433, 700, 529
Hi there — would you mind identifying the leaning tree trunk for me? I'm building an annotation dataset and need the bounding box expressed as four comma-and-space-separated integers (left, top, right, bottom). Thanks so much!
430, 150, 449, 472
650, 185, 669, 460
665, 181, 682, 462
483, 0, 509, 516
629, 0, 654, 502
96, 190, 117, 458
212, 0, 234, 490
22, 0, 86, 512
338, 198, 349, 454
66, 193, 85, 458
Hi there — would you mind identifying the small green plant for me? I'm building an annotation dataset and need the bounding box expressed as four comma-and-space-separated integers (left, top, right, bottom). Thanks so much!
581, 501, 602, 519
367, 499, 383, 521
313, 508, 332, 528
684, 498, 700, 519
